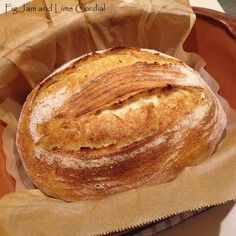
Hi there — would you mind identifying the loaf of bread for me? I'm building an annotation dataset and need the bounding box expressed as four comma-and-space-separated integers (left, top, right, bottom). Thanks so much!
16, 48, 227, 201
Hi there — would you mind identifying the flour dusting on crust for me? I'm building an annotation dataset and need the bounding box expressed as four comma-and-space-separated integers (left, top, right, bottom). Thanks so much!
16, 47, 227, 201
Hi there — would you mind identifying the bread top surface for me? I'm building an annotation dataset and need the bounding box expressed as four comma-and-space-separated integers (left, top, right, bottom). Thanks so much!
16, 47, 227, 201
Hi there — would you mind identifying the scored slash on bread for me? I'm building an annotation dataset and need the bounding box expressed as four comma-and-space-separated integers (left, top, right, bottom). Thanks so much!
16, 47, 227, 201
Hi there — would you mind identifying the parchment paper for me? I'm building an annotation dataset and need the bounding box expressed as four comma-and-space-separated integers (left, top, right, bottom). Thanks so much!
0, 98, 236, 236
0, 99, 34, 191
0, 0, 236, 235
0, 0, 198, 103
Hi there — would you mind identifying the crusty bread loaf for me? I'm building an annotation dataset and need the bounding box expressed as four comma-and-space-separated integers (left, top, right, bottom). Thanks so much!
16, 47, 227, 201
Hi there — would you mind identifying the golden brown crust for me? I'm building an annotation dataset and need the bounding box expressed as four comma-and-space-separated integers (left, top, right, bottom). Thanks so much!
16, 48, 227, 201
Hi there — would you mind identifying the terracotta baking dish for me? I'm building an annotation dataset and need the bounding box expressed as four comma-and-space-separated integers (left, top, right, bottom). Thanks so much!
0, 7, 235, 201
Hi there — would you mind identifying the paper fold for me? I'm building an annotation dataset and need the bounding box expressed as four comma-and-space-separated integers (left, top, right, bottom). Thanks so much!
0, 0, 236, 235
0, 0, 196, 103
